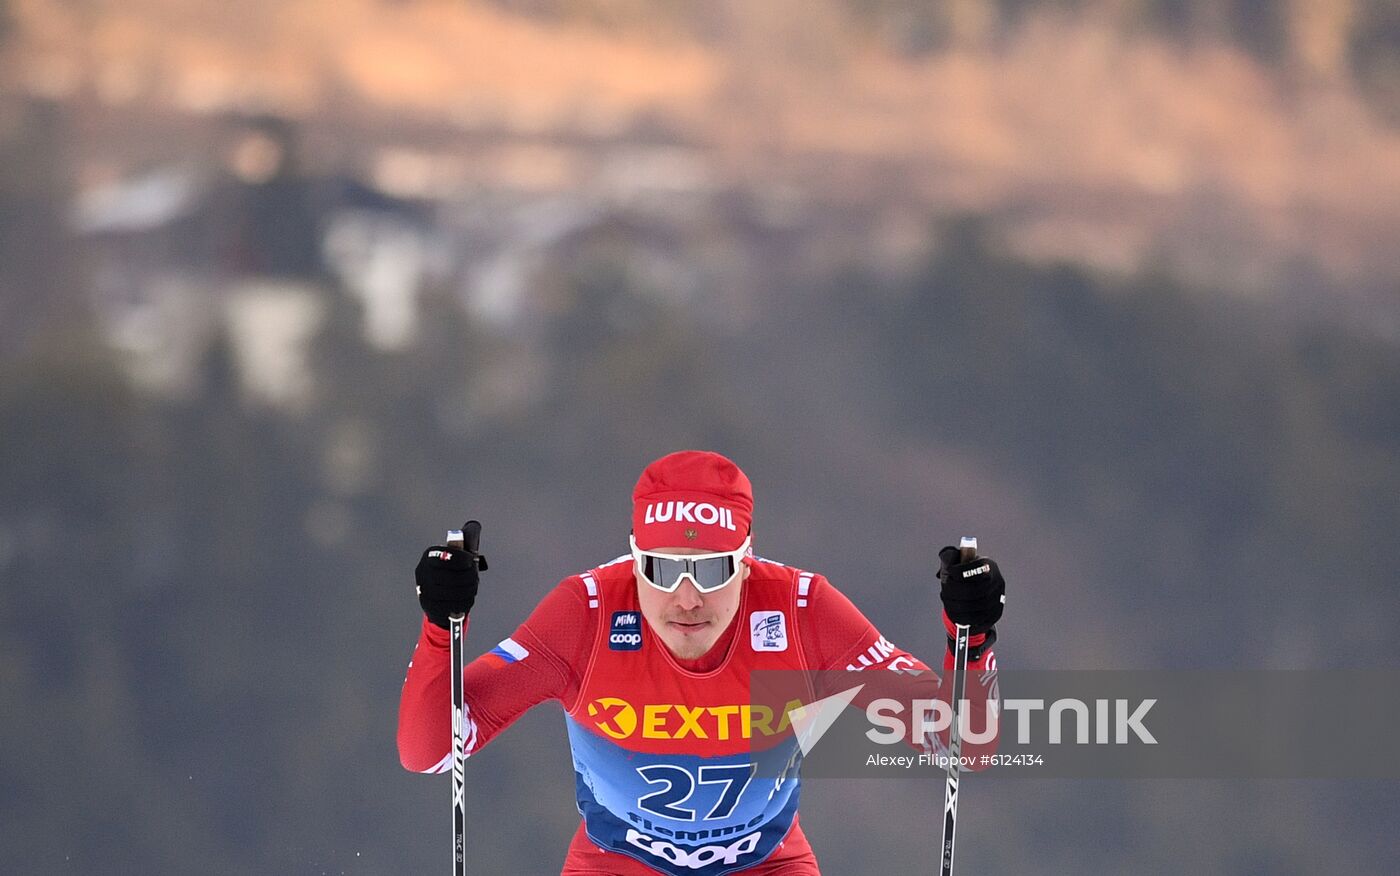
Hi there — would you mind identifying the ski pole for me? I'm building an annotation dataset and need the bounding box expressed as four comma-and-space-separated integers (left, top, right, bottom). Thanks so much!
444, 521, 483, 876
940, 535, 977, 876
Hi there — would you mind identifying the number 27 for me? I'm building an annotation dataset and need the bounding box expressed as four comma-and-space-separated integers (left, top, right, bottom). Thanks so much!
636, 764, 755, 821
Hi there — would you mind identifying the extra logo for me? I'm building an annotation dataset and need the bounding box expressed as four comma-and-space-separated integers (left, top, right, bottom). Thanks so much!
584, 696, 802, 741
749, 611, 787, 652
610, 611, 643, 651
587, 697, 638, 739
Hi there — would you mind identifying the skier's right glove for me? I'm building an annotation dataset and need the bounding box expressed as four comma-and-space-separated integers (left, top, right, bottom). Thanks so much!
415, 545, 483, 629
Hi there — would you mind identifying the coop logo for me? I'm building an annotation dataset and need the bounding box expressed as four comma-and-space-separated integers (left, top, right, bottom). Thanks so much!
642, 501, 739, 531
610, 611, 643, 651
584, 697, 803, 741
626, 828, 761, 869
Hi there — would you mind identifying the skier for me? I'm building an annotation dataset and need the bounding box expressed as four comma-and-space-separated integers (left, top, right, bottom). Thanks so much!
398, 450, 1006, 874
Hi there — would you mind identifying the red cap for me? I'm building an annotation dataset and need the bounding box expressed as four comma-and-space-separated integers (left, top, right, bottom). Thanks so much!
632, 450, 753, 551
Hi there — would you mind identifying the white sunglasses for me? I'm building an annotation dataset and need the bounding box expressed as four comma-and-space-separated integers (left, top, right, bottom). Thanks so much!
629, 534, 752, 593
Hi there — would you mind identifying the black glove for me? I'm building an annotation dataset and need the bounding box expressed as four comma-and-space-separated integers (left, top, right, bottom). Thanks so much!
416, 545, 484, 629
938, 546, 1005, 637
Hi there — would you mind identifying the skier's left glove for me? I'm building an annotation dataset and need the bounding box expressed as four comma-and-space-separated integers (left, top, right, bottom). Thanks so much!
938, 547, 1005, 654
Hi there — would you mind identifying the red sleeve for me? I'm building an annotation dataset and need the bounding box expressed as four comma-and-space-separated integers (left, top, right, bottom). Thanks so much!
800, 574, 932, 672
397, 577, 596, 773
799, 574, 1000, 766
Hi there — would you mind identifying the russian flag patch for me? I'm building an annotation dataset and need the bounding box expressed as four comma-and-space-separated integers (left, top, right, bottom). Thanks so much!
488, 637, 529, 664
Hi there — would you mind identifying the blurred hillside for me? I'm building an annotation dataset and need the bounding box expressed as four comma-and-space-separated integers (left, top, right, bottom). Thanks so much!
1, 1, 1398, 874
4, 0, 1400, 318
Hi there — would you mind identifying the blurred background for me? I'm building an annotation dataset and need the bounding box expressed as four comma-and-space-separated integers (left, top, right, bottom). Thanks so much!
1, 0, 1398, 872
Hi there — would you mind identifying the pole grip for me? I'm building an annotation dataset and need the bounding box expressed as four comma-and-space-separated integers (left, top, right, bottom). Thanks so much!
958, 535, 978, 564
445, 521, 486, 570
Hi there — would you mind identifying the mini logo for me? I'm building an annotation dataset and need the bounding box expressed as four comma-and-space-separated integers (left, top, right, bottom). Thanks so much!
684, 528, 698, 541
750, 611, 788, 652
610, 611, 643, 651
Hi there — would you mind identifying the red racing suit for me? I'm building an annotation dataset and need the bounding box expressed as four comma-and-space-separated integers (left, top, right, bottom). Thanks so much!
398, 553, 999, 875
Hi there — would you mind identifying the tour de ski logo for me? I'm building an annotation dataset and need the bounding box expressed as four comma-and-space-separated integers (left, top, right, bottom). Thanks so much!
609, 611, 643, 651
750, 611, 787, 652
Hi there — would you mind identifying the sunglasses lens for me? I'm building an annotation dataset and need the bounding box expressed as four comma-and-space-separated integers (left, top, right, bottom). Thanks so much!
689, 556, 737, 592
642, 555, 689, 591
